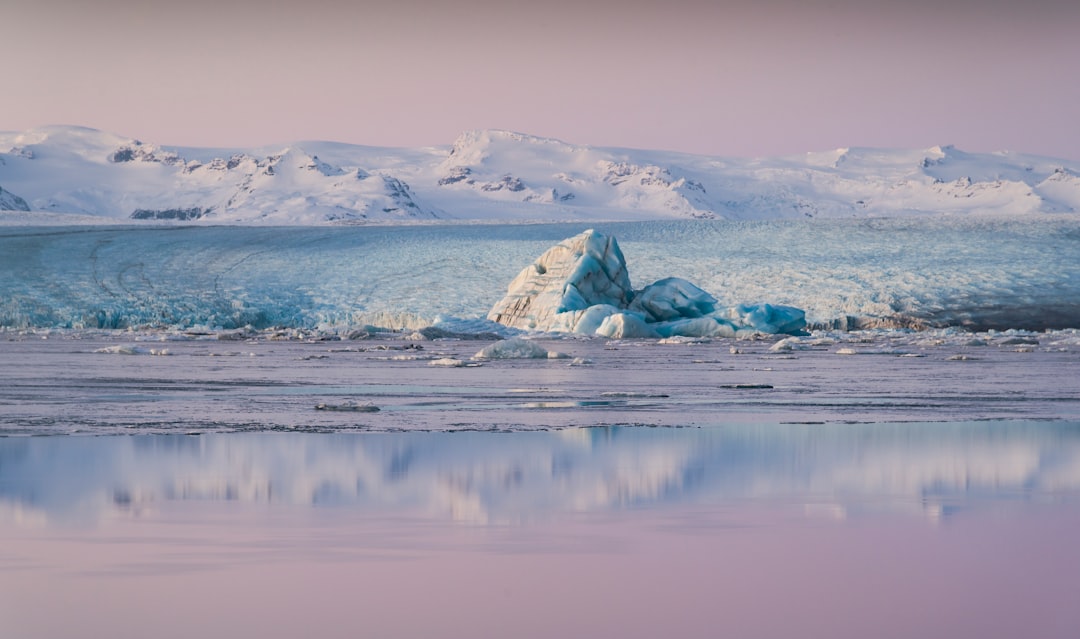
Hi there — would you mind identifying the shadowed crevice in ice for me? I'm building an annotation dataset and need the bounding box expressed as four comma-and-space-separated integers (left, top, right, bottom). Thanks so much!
487, 230, 807, 337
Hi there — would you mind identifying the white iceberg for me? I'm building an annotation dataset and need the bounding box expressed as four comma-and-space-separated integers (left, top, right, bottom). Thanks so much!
486, 230, 632, 331
487, 230, 807, 338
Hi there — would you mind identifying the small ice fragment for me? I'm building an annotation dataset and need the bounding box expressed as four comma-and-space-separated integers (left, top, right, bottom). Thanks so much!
94, 344, 144, 355
314, 401, 379, 412
595, 313, 659, 339
769, 337, 800, 352
568, 357, 593, 366
474, 338, 551, 359
1000, 337, 1039, 346
657, 335, 710, 345
430, 357, 468, 367
836, 348, 858, 355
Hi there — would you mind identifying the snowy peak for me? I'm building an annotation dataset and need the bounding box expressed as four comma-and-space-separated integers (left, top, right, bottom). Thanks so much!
1, 125, 1078, 223
0, 126, 439, 223
444, 129, 577, 168
436, 129, 717, 218
2, 125, 135, 162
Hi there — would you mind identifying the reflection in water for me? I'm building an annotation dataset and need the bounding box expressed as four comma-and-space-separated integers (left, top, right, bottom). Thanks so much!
3, 421, 1078, 527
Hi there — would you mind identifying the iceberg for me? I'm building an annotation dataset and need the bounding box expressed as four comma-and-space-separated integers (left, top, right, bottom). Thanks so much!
486, 230, 632, 330
488, 230, 807, 338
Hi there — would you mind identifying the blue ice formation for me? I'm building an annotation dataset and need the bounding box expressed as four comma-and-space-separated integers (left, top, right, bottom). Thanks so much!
487, 230, 806, 337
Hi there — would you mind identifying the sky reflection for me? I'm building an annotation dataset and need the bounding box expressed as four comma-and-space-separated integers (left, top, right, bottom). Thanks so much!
3, 421, 1078, 528
4, 423, 1080, 638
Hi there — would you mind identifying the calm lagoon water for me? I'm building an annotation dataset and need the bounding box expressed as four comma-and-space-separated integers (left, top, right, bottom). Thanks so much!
3, 426, 1080, 639
2, 331, 1080, 638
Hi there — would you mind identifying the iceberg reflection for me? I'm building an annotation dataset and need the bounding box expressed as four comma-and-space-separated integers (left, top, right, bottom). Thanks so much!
2, 421, 1078, 527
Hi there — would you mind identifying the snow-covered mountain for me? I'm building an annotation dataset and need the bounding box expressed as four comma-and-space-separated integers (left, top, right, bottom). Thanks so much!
1, 125, 1078, 223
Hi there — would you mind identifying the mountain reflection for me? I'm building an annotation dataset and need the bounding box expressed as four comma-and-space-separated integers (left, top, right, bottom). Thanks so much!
2, 421, 1078, 527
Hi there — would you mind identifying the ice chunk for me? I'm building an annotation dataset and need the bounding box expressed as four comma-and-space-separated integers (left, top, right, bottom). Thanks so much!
314, 402, 379, 412
719, 303, 807, 335
93, 345, 170, 355
487, 230, 632, 330
474, 338, 553, 359
430, 357, 470, 367
549, 304, 621, 334
654, 317, 736, 338
596, 313, 659, 339
424, 316, 517, 340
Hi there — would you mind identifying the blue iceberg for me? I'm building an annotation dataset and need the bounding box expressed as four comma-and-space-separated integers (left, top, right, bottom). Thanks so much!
487, 230, 807, 337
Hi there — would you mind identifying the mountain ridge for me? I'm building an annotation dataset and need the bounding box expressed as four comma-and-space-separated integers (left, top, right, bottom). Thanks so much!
1, 125, 1077, 223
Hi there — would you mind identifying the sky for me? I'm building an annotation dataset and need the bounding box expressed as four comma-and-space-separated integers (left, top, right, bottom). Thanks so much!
3, 0, 1079, 159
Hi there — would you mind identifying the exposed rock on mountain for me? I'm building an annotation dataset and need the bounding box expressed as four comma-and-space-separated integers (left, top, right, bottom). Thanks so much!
0, 185, 30, 211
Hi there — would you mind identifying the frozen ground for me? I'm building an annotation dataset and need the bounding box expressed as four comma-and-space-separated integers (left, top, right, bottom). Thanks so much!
2, 217, 1078, 333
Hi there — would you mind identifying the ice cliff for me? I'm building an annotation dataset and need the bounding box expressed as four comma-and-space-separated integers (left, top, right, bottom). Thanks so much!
488, 230, 807, 337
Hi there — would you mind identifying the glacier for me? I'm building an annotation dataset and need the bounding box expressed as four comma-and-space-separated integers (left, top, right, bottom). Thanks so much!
487, 229, 806, 337
1, 217, 1078, 333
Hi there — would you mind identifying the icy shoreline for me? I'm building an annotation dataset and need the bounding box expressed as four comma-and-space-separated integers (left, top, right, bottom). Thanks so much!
2, 325, 1078, 437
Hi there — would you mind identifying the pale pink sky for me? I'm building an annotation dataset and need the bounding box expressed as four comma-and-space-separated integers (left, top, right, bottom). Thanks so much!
4, 0, 1079, 159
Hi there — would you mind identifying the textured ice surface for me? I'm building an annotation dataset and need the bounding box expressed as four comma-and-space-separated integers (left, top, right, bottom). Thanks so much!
487, 229, 633, 330
1, 217, 1078, 332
